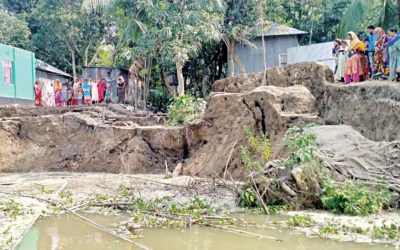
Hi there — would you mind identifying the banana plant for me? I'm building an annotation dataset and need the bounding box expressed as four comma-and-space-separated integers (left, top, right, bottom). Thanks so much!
337, 0, 398, 38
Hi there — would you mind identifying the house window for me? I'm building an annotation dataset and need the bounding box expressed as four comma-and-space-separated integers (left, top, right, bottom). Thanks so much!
279, 54, 288, 66
3, 60, 13, 84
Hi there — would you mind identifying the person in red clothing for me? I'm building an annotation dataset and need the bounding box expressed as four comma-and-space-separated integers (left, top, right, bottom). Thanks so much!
97, 78, 107, 103
34, 81, 43, 106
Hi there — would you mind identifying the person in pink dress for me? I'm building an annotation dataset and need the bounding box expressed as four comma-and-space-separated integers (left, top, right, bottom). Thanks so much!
55, 88, 62, 106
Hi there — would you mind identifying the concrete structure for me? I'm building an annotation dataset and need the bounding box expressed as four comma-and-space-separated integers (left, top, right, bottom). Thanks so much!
0, 43, 36, 101
287, 42, 336, 71
234, 22, 306, 75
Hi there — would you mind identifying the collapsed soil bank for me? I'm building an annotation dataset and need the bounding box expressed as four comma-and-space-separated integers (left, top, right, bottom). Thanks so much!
0, 62, 399, 181
184, 63, 400, 178
0, 105, 185, 173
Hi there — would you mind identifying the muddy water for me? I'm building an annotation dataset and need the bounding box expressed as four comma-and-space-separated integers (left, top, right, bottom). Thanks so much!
18, 213, 394, 250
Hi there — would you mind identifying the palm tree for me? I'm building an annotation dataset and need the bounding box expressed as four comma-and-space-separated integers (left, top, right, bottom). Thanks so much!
338, 0, 398, 37
83, 0, 222, 96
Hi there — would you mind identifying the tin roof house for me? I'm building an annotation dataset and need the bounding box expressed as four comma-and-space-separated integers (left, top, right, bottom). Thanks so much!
36, 59, 72, 86
234, 22, 307, 75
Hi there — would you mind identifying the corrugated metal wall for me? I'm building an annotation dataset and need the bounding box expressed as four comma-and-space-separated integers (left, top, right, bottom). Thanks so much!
36, 70, 70, 86
0, 44, 35, 100
287, 41, 336, 71
82, 67, 129, 103
235, 36, 299, 75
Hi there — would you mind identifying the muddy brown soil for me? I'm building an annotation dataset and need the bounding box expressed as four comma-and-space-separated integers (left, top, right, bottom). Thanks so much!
0, 105, 185, 173
0, 62, 399, 181
184, 63, 400, 178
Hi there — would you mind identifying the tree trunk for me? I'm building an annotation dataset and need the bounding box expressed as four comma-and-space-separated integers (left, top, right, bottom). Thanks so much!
176, 61, 185, 96
398, 0, 400, 26
71, 50, 76, 81
162, 70, 177, 97
144, 59, 152, 110
201, 67, 210, 98
84, 43, 90, 66
227, 39, 235, 77
233, 52, 246, 74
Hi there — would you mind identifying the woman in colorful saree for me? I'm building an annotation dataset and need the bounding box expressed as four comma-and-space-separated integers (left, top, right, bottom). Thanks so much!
387, 28, 400, 81
344, 32, 364, 83
34, 81, 42, 106
54, 79, 62, 92
373, 27, 389, 77
347, 32, 365, 53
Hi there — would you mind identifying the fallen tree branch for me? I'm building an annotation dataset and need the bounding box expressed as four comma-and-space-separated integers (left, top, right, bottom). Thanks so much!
201, 223, 282, 241
70, 210, 152, 250
0, 191, 152, 250
250, 174, 269, 215
224, 139, 239, 180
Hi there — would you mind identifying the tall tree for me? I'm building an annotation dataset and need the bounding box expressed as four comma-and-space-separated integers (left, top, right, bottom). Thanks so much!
0, 9, 31, 49
223, 0, 260, 77
267, 0, 351, 44
32, 0, 106, 78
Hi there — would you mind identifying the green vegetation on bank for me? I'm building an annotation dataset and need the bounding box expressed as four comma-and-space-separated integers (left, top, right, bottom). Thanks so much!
238, 125, 395, 217
167, 94, 206, 125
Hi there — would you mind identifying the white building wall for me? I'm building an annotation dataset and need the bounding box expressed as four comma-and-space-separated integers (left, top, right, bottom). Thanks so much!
287, 42, 336, 71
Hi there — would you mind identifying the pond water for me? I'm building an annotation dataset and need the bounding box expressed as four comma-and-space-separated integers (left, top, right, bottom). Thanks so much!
18, 213, 394, 250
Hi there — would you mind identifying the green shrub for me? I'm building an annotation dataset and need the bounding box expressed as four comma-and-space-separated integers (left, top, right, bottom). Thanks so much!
373, 223, 400, 240
240, 126, 273, 172
147, 89, 172, 113
239, 187, 258, 208
321, 181, 393, 216
287, 214, 315, 227
282, 125, 318, 169
167, 94, 205, 126
319, 222, 339, 235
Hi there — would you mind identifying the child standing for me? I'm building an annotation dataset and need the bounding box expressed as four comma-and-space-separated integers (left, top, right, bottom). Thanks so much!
335, 41, 348, 82
67, 87, 73, 106
83, 79, 91, 105
90, 78, 99, 104
77, 83, 83, 105
61, 84, 68, 106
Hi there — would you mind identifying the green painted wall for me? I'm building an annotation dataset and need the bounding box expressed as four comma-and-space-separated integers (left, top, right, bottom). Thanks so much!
0, 44, 35, 100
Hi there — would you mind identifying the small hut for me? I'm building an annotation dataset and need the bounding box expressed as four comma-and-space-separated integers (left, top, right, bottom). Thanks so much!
36, 59, 72, 86
234, 22, 307, 75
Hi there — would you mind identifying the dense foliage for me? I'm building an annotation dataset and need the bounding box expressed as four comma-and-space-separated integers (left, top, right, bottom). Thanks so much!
0, 9, 31, 49
2, 0, 400, 99
167, 94, 206, 125
322, 180, 393, 216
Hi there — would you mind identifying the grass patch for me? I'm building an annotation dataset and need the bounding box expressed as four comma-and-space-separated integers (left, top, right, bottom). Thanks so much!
287, 214, 315, 227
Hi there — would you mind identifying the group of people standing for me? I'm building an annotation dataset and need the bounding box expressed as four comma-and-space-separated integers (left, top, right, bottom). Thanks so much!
334, 25, 400, 83
34, 74, 126, 107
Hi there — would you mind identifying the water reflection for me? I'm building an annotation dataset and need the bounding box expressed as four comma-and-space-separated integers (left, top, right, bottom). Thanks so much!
18, 213, 395, 250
